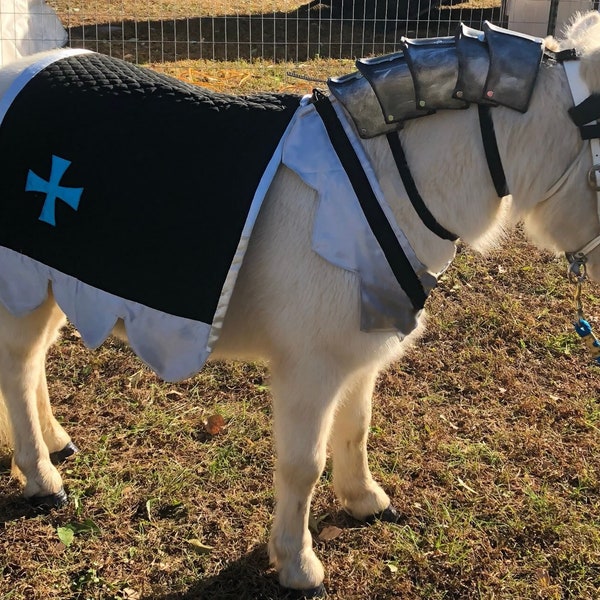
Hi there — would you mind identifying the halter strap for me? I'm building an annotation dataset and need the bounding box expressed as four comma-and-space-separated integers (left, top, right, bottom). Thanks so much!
569, 94, 600, 139
564, 60, 600, 195
385, 132, 458, 241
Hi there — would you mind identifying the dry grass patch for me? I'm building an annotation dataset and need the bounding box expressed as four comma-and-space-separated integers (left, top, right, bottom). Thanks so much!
1, 232, 599, 600
48, 0, 307, 24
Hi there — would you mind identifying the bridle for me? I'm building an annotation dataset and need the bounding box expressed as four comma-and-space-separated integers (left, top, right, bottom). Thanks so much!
559, 52, 600, 273
554, 50, 600, 363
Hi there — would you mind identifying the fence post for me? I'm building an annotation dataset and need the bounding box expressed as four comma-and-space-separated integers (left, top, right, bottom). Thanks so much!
547, 0, 560, 35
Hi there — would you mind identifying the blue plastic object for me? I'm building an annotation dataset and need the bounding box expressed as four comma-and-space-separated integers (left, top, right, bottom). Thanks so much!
574, 318, 600, 364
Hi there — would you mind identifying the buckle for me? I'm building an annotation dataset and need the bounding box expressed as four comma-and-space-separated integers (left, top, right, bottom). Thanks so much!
587, 164, 600, 191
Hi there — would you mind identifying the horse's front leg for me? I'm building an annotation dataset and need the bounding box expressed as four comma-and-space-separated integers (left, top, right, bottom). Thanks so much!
330, 368, 398, 522
268, 355, 345, 594
37, 367, 78, 463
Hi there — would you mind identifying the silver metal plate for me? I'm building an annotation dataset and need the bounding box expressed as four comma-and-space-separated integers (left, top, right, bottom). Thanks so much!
327, 71, 400, 138
483, 21, 544, 113
356, 52, 431, 125
453, 23, 495, 104
402, 36, 468, 111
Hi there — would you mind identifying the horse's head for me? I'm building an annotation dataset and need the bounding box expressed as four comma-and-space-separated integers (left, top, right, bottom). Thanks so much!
524, 12, 600, 282
564, 12, 600, 282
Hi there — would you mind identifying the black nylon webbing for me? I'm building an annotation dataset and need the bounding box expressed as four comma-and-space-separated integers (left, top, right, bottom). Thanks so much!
478, 104, 510, 198
386, 132, 458, 242
569, 94, 600, 140
312, 93, 427, 311
544, 48, 578, 63
569, 94, 600, 126
579, 124, 600, 140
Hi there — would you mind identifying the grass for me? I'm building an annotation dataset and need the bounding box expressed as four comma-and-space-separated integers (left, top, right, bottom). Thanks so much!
1, 3, 600, 600
1, 237, 599, 599
48, 0, 308, 24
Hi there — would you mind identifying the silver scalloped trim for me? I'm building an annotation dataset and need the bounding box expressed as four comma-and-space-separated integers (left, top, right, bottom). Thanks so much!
0, 246, 212, 382
283, 98, 448, 334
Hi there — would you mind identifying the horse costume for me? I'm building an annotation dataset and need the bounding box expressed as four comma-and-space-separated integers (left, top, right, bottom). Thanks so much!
1, 12, 600, 597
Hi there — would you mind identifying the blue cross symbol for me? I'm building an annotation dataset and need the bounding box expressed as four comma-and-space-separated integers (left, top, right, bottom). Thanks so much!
25, 155, 84, 226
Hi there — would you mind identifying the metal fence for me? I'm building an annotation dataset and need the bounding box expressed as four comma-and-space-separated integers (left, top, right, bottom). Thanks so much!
2, 0, 592, 67
54, 0, 510, 64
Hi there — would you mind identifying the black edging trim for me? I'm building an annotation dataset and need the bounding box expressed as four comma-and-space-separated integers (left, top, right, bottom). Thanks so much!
386, 132, 458, 242
312, 91, 427, 311
478, 104, 510, 197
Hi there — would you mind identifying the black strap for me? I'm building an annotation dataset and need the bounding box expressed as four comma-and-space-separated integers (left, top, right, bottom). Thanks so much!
569, 94, 600, 125
312, 92, 428, 311
478, 104, 510, 197
579, 124, 600, 140
569, 95, 600, 140
544, 48, 579, 63
386, 132, 458, 242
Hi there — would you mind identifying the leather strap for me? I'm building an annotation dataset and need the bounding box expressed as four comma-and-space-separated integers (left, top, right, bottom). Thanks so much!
478, 104, 510, 197
312, 92, 428, 311
386, 132, 458, 241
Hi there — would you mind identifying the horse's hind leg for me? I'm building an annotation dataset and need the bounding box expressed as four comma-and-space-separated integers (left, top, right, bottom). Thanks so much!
33, 310, 77, 461
330, 368, 397, 522
0, 294, 69, 505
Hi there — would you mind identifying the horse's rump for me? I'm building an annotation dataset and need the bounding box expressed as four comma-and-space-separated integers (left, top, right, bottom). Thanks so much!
0, 51, 300, 380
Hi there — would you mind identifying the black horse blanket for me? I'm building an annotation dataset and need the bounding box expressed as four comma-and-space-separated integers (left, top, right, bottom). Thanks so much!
0, 50, 441, 382
0, 50, 299, 380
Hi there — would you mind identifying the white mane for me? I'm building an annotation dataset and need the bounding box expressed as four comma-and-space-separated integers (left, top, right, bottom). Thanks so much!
557, 11, 600, 92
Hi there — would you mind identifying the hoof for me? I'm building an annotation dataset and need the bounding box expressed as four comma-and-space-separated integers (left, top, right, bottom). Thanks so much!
365, 504, 402, 524
50, 442, 79, 464
282, 583, 326, 599
28, 487, 68, 509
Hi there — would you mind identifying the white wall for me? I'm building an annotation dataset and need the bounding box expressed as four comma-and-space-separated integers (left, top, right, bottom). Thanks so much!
506, 0, 595, 37
0, 0, 66, 65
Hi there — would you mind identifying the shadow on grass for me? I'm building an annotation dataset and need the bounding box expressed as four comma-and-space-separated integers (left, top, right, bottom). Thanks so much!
0, 487, 50, 524
150, 509, 375, 600
151, 544, 292, 600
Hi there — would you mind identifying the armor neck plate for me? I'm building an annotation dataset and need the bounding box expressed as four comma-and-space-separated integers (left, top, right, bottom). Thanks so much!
327, 71, 400, 139
483, 21, 544, 112
402, 36, 468, 111
356, 52, 430, 125
454, 24, 495, 105
326, 21, 547, 136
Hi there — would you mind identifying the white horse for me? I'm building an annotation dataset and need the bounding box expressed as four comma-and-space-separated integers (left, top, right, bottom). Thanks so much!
1, 11, 600, 597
